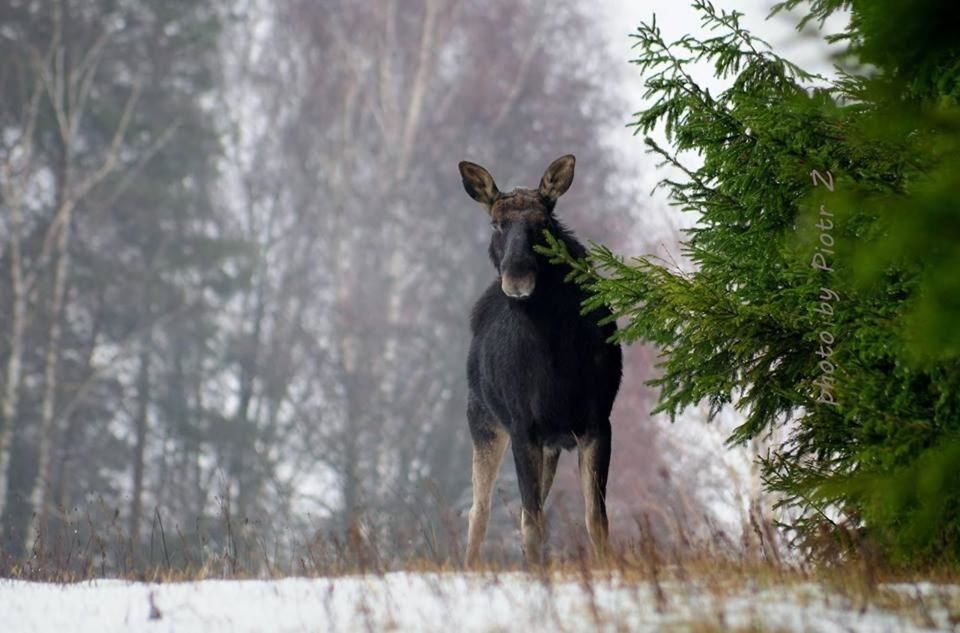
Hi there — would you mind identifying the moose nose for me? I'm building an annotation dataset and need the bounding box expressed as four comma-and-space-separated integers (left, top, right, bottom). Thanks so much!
501, 273, 535, 299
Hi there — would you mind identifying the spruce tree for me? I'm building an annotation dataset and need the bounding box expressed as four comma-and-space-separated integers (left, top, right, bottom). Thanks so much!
543, 0, 960, 563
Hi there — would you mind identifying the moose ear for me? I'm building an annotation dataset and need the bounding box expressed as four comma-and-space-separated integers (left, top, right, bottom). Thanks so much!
538, 154, 575, 203
458, 161, 499, 207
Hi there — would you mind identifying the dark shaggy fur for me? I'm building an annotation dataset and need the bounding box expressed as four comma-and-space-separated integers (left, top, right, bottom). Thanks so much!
459, 155, 622, 566
467, 219, 621, 450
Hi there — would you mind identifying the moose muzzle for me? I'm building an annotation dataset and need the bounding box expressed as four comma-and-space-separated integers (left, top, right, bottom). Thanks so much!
501, 273, 536, 299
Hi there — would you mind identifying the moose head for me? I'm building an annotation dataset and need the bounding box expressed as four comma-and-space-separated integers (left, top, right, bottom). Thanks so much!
458, 155, 576, 299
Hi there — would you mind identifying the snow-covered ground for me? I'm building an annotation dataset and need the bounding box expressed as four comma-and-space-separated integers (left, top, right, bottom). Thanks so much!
2, 572, 957, 632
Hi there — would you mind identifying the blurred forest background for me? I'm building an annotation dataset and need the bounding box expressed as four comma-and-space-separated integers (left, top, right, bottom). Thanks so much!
1, 0, 750, 574
12, 0, 950, 578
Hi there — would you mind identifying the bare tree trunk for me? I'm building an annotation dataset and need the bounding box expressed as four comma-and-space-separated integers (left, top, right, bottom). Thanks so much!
232, 249, 266, 522
0, 201, 27, 526
341, 392, 360, 528
395, 0, 440, 178
26, 175, 74, 555
130, 340, 150, 542
24, 0, 72, 555
51, 410, 78, 561
22, 0, 139, 554
0, 43, 46, 528
338, 315, 362, 528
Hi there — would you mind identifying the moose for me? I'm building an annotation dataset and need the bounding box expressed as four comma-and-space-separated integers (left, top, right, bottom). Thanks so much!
459, 155, 622, 566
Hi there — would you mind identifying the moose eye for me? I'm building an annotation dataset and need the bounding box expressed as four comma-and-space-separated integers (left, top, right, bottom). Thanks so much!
491, 220, 505, 233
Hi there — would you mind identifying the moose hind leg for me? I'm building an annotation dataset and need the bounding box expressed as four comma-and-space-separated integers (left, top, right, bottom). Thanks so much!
512, 438, 545, 565
465, 426, 508, 568
578, 427, 611, 560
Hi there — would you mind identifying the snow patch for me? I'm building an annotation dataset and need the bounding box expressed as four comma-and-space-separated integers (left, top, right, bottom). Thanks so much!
1, 573, 956, 632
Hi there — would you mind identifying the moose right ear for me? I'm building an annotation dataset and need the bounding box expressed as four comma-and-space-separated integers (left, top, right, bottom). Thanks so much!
458, 161, 499, 207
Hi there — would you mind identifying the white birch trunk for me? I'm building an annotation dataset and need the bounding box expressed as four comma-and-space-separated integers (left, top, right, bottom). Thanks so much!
25, 197, 74, 554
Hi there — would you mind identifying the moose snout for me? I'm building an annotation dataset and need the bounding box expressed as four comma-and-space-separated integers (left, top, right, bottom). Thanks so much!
501, 273, 536, 299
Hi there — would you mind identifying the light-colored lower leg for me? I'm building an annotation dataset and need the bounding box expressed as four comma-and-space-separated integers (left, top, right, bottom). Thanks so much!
521, 507, 544, 564
541, 447, 561, 506
465, 430, 508, 568
578, 438, 609, 559
512, 440, 545, 565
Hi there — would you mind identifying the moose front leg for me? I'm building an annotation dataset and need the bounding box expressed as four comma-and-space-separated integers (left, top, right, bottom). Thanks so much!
512, 437, 545, 565
465, 426, 509, 569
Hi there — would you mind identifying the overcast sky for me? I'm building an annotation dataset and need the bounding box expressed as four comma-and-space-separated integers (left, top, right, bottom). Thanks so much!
594, 0, 849, 245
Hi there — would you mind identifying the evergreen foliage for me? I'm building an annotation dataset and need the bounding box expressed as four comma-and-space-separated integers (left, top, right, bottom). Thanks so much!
542, 0, 960, 563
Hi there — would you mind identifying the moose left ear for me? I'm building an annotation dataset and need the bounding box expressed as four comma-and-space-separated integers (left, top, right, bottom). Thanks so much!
538, 154, 575, 203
